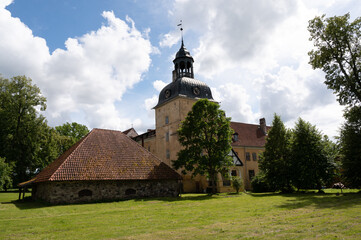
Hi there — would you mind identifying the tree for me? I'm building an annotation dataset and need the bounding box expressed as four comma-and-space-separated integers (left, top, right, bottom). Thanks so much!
308, 13, 361, 188
291, 118, 334, 191
340, 106, 361, 187
259, 114, 293, 192
55, 122, 89, 153
0, 75, 47, 185
0, 157, 13, 191
321, 135, 340, 185
172, 99, 233, 194
308, 13, 361, 106
36, 125, 71, 170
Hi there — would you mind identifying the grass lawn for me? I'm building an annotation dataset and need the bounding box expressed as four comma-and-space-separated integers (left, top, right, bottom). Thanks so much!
0, 189, 360, 239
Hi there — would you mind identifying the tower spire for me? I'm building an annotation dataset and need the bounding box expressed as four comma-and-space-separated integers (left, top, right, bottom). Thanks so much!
177, 20, 183, 46
172, 21, 194, 81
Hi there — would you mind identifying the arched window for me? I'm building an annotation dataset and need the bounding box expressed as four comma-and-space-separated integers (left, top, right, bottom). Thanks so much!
78, 189, 92, 197
125, 188, 136, 195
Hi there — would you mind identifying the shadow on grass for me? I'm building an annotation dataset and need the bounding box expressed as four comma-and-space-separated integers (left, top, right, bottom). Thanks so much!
4, 197, 52, 210
280, 193, 361, 210
134, 194, 216, 203
8, 191, 359, 210
134, 192, 250, 203
249, 191, 361, 210
6, 194, 218, 210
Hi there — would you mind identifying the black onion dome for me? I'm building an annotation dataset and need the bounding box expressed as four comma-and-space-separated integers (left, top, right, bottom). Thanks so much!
155, 77, 213, 108
174, 40, 193, 61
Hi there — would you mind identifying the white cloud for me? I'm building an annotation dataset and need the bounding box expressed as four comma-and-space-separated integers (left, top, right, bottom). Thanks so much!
0, 7, 152, 130
144, 95, 158, 118
212, 84, 257, 123
287, 103, 345, 139
0, 2, 50, 79
166, 0, 297, 78
159, 31, 180, 48
143, 80, 167, 121
0, 0, 13, 9
153, 80, 167, 92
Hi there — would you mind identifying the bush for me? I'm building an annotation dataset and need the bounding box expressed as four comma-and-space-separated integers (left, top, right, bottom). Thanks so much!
251, 174, 274, 193
231, 176, 243, 193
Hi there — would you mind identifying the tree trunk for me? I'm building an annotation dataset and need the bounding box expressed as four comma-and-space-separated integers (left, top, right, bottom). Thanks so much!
211, 174, 217, 194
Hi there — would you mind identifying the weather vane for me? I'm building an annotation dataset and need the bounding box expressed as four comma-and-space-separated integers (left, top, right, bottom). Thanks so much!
177, 20, 183, 41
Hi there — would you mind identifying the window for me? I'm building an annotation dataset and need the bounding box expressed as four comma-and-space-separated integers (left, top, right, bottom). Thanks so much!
252, 152, 257, 161
166, 132, 169, 142
166, 149, 170, 159
231, 170, 237, 176
223, 180, 231, 186
222, 175, 231, 186
125, 188, 136, 195
78, 189, 92, 197
246, 152, 250, 161
249, 170, 255, 181
233, 133, 239, 142
165, 116, 169, 124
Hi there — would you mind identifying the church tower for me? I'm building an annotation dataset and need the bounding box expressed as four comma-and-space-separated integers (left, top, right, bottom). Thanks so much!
154, 40, 214, 192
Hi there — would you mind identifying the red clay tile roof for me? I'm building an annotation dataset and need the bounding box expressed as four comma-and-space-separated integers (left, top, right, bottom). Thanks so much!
230, 122, 270, 147
33, 128, 181, 183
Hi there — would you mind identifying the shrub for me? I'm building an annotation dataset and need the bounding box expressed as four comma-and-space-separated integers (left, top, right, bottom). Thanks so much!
251, 174, 274, 193
232, 176, 243, 193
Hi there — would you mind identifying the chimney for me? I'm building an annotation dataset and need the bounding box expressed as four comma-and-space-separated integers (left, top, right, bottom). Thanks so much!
260, 118, 267, 135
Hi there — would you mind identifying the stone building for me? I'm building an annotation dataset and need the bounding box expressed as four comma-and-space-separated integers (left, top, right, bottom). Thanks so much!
133, 40, 270, 192
20, 128, 181, 204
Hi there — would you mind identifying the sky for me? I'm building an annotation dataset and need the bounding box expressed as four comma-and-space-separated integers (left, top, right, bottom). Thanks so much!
1, 0, 361, 139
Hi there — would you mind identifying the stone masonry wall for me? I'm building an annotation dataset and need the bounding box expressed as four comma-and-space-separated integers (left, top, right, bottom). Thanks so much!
34, 180, 180, 204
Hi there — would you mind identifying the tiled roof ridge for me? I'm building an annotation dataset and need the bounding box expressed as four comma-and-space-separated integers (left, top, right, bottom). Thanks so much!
231, 121, 259, 127
134, 137, 166, 165
131, 133, 181, 179
48, 129, 95, 181
231, 121, 271, 129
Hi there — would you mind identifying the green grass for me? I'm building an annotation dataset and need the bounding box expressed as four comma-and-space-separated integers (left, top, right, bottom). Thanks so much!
0, 189, 360, 239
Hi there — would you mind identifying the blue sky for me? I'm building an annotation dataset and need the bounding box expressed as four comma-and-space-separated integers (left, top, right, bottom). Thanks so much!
2, 0, 361, 138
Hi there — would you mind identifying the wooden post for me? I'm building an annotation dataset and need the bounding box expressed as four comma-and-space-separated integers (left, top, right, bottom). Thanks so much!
22, 187, 26, 199
18, 188, 21, 200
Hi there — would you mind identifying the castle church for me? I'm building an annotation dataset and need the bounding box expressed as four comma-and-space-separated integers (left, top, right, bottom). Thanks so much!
132, 39, 269, 192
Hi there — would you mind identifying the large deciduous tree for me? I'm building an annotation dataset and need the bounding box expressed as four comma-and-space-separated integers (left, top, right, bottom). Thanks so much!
55, 122, 89, 153
172, 99, 233, 193
308, 13, 361, 187
340, 106, 361, 188
308, 13, 361, 106
259, 114, 293, 192
0, 76, 47, 184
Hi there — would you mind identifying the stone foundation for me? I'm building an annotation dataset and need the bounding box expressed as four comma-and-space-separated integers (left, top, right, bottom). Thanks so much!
33, 180, 180, 204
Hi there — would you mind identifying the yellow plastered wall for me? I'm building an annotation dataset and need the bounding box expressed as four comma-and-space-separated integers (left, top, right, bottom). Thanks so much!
142, 137, 157, 155
232, 146, 264, 190
155, 97, 197, 166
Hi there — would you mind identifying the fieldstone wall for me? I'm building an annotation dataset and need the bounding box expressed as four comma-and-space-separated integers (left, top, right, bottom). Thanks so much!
33, 180, 180, 204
